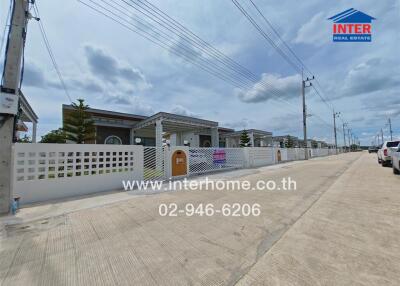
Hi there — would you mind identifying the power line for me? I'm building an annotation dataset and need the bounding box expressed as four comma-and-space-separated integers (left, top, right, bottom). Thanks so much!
245, 0, 335, 111
78, 0, 306, 115
103, 0, 254, 89
1, 0, 13, 85
247, 0, 311, 75
234, 0, 338, 118
33, 2, 72, 103
80, 0, 344, 138
231, 0, 302, 73
104, 0, 306, 105
0, 0, 12, 63
126, 0, 257, 80
81, 0, 250, 90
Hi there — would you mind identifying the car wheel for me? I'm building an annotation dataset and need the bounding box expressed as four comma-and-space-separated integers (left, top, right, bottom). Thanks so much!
382, 161, 387, 167
393, 165, 400, 174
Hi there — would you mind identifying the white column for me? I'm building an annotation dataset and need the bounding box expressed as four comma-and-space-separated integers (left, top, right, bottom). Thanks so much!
169, 133, 177, 146
155, 120, 163, 171
211, 127, 219, 147
129, 128, 135, 145
155, 119, 163, 148
32, 122, 37, 143
249, 132, 254, 147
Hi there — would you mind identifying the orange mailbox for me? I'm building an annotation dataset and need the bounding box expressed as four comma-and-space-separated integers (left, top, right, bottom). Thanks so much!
277, 150, 282, 162
172, 150, 187, 177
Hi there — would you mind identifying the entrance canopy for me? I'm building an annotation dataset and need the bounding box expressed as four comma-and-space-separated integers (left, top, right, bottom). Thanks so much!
19, 91, 39, 142
133, 112, 219, 147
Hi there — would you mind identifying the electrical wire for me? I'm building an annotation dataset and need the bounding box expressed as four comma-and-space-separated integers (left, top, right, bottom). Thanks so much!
232, 0, 302, 74
74, 0, 344, 143
244, 0, 335, 111
33, 2, 72, 103
1, 0, 14, 86
78, 0, 306, 116
233, 0, 345, 135
0, 0, 12, 64
97, 0, 306, 107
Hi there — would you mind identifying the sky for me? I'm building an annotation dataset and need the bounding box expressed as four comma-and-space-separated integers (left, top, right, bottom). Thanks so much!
1, 0, 399, 146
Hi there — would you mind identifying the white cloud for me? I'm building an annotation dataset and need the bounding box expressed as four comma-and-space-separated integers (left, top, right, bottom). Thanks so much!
104, 93, 154, 115
236, 73, 301, 103
293, 12, 330, 46
222, 118, 254, 130
170, 105, 197, 117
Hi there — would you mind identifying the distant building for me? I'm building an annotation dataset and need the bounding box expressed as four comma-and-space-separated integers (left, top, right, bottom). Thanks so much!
273, 135, 300, 148
222, 129, 273, 147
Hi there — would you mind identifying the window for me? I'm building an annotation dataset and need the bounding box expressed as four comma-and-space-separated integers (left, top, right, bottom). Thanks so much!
104, 135, 122, 145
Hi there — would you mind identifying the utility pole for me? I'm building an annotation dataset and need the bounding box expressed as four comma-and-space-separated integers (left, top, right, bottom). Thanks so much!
342, 122, 347, 152
347, 128, 351, 151
388, 118, 393, 141
302, 73, 314, 160
0, 0, 30, 214
333, 111, 340, 154
381, 128, 384, 144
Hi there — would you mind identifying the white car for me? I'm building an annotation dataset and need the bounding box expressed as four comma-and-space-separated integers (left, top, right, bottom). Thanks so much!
392, 145, 400, 174
378, 140, 400, 167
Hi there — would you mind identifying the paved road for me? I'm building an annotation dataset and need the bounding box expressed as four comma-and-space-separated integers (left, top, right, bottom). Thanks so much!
0, 152, 399, 285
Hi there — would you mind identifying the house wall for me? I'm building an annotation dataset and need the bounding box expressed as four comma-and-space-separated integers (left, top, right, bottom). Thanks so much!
96, 126, 130, 144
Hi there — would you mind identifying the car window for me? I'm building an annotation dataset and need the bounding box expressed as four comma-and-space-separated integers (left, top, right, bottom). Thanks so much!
387, 141, 400, 147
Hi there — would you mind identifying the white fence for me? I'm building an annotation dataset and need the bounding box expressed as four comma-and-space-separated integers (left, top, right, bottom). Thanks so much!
12, 144, 143, 204
247, 147, 275, 167
12, 144, 340, 204
188, 148, 245, 174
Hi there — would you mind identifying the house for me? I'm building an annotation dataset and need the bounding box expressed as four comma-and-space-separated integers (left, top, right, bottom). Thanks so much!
62, 105, 259, 148
273, 135, 300, 148
221, 129, 273, 147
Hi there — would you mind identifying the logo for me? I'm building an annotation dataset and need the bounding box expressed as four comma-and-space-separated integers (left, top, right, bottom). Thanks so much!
328, 8, 376, 42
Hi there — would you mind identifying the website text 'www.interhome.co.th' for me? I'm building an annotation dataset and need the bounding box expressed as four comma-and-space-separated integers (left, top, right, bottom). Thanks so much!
122, 177, 297, 192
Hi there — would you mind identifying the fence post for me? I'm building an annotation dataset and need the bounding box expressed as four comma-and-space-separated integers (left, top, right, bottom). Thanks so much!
135, 145, 144, 181
243, 147, 250, 168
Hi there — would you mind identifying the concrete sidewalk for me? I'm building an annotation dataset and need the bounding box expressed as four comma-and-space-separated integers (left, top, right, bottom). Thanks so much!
236, 152, 400, 285
1, 152, 399, 285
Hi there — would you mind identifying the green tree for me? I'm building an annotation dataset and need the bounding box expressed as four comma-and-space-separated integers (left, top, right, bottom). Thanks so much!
63, 99, 95, 144
40, 128, 66, 143
240, 130, 251, 147
16, 135, 31, 143
285, 136, 294, 148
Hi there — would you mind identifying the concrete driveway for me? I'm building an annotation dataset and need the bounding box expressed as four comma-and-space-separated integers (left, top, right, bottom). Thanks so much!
1, 152, 399, 285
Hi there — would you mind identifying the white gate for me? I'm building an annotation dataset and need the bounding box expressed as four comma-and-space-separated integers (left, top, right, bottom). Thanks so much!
143, 147, 165, 181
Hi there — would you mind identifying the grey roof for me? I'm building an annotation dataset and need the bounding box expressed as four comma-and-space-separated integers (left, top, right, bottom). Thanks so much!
133, 112, 218, 131
222, 129, 272, 138
62, 104, 148, 121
